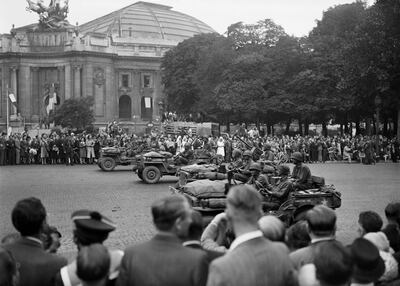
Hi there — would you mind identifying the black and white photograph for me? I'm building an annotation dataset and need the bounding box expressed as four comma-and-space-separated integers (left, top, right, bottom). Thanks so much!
0, 0, 400, 285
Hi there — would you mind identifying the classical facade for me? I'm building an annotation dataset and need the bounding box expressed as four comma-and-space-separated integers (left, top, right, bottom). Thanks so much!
0, 1, 214, 131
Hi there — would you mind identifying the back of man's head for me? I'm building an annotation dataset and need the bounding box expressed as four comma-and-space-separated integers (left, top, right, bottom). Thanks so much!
11, 197, 46, 236
306, 205, 336, 237
76, 244, 110, 285
258, 215, 285, 242
384, 203, 400, 222
358, 211, 383, 234
151, 195, 189, 232
226, 185, 262, 225
185, 210, 203, 241
314, 241, 353, 286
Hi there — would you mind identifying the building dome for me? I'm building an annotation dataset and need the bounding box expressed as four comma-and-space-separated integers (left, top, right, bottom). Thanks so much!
79, 1, 216, 45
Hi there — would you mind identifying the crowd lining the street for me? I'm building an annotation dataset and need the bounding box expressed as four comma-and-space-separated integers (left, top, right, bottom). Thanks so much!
1, 191, 400, 286
0, 124, 399, 166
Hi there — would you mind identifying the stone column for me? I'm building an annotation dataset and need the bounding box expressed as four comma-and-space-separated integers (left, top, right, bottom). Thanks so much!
30, 67, 40, 122
10, 66, 18, 115
64, 64, 71, 99
73, 65, 81, 98
57, 66, 65, 102
18, 66, 31, 119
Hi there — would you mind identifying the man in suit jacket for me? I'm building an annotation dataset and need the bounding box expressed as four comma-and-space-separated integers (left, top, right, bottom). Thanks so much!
183, 210, 223, 262
116, 195, 209, 286
3, 197, 67, 286
290, 205, 337, 269
206, 185, 296, 286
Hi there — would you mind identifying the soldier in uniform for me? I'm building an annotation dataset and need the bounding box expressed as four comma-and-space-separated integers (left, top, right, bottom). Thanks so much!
0, 133, 6, 165
174, 143, 194, 165
291, 152, 312, 190
261, 165, 294, 210
262, 144, 275, 162
247, 163, 271, 191
63, 134, 74, 166
235, 150, 254, 182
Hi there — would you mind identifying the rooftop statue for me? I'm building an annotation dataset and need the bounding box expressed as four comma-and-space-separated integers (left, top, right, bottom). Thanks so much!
26, 0, 70, 29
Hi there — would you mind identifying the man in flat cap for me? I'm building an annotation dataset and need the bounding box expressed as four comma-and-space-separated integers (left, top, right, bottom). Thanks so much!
117, 195, 209, 286
55, 209, 123, 286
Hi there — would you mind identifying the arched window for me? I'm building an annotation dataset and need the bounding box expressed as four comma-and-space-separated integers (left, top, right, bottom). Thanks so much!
119, 95, 131, 119
141, 96, 153, 121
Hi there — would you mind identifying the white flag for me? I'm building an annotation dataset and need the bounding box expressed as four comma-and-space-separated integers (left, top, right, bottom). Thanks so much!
8, 93, 16, 103
144, 97, 152, 108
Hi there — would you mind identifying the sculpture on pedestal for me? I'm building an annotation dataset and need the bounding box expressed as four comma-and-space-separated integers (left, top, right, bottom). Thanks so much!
26, 0, 70, 29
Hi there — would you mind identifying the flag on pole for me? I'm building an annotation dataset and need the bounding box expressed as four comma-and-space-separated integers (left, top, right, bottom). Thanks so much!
8, 93, 17, 108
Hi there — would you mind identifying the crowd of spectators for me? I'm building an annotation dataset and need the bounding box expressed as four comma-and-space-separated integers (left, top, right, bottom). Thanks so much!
0, 124, 399, 166
2, 189, 400, 286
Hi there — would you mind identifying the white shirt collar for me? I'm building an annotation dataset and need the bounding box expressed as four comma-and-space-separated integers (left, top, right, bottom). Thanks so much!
311, 237, 335, 244
229, 230, 263, 252
183, 240, 201, 247
24, 236, 43, 246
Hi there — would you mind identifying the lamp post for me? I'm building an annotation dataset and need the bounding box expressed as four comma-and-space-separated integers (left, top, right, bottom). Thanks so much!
374, 94, 382, 154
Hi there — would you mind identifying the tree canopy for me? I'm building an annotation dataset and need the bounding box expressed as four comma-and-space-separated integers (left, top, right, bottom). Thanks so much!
51, 97, 95, 129
161, 0, 400, 137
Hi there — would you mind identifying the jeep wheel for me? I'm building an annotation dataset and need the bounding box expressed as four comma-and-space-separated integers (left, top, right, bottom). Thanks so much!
142, 166, 161, 184
100, 158, 116, 171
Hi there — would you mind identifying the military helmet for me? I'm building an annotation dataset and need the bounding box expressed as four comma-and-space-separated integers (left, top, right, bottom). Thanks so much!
277, 165, 290, 176
249, 163, 262, 171
264, 144, 272, 151
291, 152, 303, 162
232, 149, 242, 158
243, 150, 253, 157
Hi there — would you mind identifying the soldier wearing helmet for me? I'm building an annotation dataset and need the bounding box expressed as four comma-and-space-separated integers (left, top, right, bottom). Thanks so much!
231, 149, 253, 182
174, 143, 194, 165
247, 162, 271, 191
228, 149, 243, 170
262, 143, 274, 161
290, 152, 312, 190
262, 165, 294, 210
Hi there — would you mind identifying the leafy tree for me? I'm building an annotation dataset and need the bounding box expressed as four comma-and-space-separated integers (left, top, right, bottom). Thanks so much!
306, 2, 367, 134
161, 33, 223, 114
227, 19, 286, 50
349, 0, 400, 137
51, 97, 95, 129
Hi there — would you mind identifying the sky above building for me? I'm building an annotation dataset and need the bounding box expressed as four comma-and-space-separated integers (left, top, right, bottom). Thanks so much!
1, 0, 373, 36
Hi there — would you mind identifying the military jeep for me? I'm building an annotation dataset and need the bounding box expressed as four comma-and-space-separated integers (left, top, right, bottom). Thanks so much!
135, 150, 218, 184
135, 151, 178, 184
170, 177, 341, 226
98, 146, 143, 171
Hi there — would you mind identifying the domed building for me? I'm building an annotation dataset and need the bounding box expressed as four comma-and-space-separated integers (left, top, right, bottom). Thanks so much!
0, 1, 215, 131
